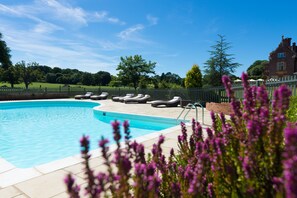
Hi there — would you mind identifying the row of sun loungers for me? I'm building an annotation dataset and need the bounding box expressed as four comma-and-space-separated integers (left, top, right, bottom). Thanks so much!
112, 94, 151, 104
74, 92, 108, 100
74, 92, 182, 107
151, 96, 181, 107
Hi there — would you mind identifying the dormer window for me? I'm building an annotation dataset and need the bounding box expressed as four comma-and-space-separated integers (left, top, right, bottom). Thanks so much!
277, 52, 286, 58
277, 62, 286, 71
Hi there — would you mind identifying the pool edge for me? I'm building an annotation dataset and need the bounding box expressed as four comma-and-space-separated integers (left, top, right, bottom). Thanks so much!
0, 99, 186, 188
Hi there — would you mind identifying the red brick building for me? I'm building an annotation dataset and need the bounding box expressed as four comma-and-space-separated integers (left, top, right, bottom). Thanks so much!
265, 36, 297, 77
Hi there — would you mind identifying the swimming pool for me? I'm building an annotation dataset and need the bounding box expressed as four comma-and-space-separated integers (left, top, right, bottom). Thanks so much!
0, 100, 177, 168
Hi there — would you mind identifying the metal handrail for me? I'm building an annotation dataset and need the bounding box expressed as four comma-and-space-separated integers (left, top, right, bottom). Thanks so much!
176, 102, 204, 124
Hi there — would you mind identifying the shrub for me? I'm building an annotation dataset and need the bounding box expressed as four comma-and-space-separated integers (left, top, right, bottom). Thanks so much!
287, 96, 297, 122
65, 73, 297, 197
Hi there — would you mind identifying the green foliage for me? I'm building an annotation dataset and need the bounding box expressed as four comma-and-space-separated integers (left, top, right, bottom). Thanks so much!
15, 61, 40, 89
0, 32, 12, 69
0, 66, 19, 88
287, 96, 297, 122
247, 60, 268, 79
185, 64, 202, 88
93, 71, 111, 86
117, 55, 156, 90
160, 72, 183, 85
81, 72, 94, 86
204, 34, 241, 87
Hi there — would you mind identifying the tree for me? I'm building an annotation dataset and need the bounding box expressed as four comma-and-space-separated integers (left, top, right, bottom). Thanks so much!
82, 72, 93, 86
0, 32, 12, 69
247, 60, 268, 79
185, 64, 202, 88
160, 72, 182, 85
0, 32, 17, 88
0, 66, 19, 88
93, 71, 111, 86
46, 73, 58, 83
117, 55, 156, 90
15, 61, 39, 89
204, 34, 240, 86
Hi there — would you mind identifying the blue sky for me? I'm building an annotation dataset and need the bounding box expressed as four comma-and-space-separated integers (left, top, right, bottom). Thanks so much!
0, 0, 296, 77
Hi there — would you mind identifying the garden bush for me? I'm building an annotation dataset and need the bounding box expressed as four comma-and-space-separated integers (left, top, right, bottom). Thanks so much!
287, 95, 297, 122
65, 73, 297, 197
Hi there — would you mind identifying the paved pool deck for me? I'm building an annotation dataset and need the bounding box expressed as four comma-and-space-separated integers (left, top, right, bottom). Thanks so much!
0, 99, 213, 198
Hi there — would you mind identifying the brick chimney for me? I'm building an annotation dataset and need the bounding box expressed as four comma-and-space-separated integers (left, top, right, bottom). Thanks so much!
293, 42, 297, 52
282, 37, 292, 47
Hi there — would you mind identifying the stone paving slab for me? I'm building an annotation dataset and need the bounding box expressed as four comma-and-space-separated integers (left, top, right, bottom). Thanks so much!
15, 170, 84, 198
0, 186, 22, 197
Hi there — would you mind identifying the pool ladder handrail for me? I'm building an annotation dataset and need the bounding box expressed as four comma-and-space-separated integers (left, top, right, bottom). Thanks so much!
176, 102, 204, 124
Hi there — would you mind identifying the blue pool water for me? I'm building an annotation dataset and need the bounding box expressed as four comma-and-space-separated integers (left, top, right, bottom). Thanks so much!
0, 101, 177, 168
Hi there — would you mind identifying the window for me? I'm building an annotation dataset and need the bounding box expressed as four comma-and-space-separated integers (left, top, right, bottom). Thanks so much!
277, 62, 286, 71
277, 52, 286, 58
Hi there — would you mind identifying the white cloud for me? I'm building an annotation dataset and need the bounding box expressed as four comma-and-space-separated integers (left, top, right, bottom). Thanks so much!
0, 21, 119, 73
91, 11, 125, 25
40, 0, 87, 25
0, 1, 125, 28
117, 24, 145, 40
147, 15, 158, 26
33, 21, 63, 34
0, 4, 20, 16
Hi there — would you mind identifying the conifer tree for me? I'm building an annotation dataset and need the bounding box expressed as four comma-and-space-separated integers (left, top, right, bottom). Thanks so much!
204, 34, 240, 86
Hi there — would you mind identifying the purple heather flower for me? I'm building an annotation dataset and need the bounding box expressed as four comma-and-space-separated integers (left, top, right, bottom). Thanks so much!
146, 162, 156, 176
272, 177, 283, 192
147, 174, 161, 194
184, 165, 194, 181
194, 122, 203, 139
130, 140, 138, 151
171, 182, 181, 197
181, 122, 188, 141
195, 142, 203, 155
220, 112, 226, 125
170, 148, 174, 157
80, 135, 90, 154
64, 174, 80, 196
231, 100, 242, 117
111, 120, 121, 142
111, 120, 120, 131
210, 111, 216, 124
242, 156, 252, 179
158, 135, 165, 145
208, 183, 214, 197
222, 75, 232, 97
136, 143, 144, 154
123, 120, 129, 129
192, 118, 196, 132
178, 165, 184, 176
123, 120, 131, 141
177, 135, 183, 143
134, 163, 146, 175
283, 124, 297, 197
206, 128, 213, 140
122, 155, 132, 172
98, 137, 109, 148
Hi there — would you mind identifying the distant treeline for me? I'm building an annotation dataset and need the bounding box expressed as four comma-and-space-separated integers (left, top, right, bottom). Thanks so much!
29, 65, 185, 88
23, 65, 111, 86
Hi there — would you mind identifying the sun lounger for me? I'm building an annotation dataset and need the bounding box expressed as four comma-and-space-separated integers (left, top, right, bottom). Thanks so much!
90, 92, 109, 100
112, 94, 134, 102
151, 96, 181, 107
120, 94, 144, 102
124, 94, 151, 104
74, 92, 93, 99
